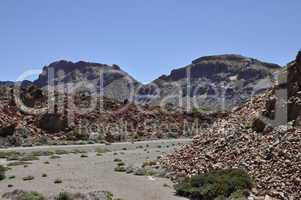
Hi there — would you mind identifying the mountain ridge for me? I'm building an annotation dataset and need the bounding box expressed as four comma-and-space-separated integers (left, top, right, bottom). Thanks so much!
0, 54, 282, 111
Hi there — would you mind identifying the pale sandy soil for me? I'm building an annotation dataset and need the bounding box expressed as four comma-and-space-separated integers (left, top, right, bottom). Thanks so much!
0, 139, 191, 200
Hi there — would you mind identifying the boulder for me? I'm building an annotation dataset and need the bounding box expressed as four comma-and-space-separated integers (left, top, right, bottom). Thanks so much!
251, 117, 266, 132
0, 123, 16, 137
37, 113, 67, 133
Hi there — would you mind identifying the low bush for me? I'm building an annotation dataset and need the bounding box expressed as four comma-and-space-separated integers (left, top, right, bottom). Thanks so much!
0, 165, 6, 180
55, 192, 71, 200
54, 178, 63, 184
95, 147, 110, 154
174, 168, 253, 200
19, 155, 39, 161
114, 166, 126, 172
22, 176, 34, 181
8, 161, 32, 166
16, 192, 45, 200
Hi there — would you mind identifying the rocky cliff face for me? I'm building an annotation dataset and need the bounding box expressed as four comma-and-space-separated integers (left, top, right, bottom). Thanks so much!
139, 54, 280, 111
34, 60, 141, 102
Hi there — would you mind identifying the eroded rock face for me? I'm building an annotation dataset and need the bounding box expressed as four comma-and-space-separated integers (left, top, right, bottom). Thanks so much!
34, 60, 140, 102
140, 54, 280, 111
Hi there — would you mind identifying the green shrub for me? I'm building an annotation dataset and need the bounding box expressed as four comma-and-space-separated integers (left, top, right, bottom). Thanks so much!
17, 192, 45, 200
19, 155, 39, 161
8, 161, 32, 166
50, 155, 61, 159
114, 166, 126, 172
31, 151, 54, 157
55, 192, 71, 200
114, 158, 122, 162
0, 151, 22, 159
55, 150, 69, 155
117, 162, 125, 166
95, 147, 110, 154
23, 176, 34, 181
175, 168, 253, 200
54, 178, 63, 184
0, 165, 6, 180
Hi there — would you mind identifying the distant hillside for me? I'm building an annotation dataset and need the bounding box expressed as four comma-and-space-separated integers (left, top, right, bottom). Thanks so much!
138, 54, 281, 111
34, 60, 141, 102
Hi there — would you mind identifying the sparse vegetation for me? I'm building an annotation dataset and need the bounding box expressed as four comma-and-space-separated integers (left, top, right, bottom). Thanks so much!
114, 166, 126, 172
0, 165, 6, 180
95, 147, 110, 154
70, 149, 87, 154
55, 192, 71, 200
114, 158, 122, 162
31, 150, 54, 157
50, 155, 61, 159
55, 150, 69, 155
80, 154, 88, 158
117, 162, 125, 166
174, 169, 253, 200
7, 161, 32, 166
23, 176, 35, 181
0, 151, 22, 160
54, 178, 63, 184
19, 155, 39, 161
9, 175, 16, 179
16, 192, 45, 200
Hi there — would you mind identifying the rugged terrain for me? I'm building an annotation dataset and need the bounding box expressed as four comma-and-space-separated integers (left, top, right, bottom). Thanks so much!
0, 139, 190, 200
0, 83, 216, 147
161, 52, 301, 200
140, 54, 280, 111
2, 54, 281, 112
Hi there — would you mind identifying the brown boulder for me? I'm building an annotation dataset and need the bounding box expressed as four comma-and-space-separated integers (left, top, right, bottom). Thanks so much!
251, 117, 266, 133
37, 113, 67, 133
0, 123, 16, 137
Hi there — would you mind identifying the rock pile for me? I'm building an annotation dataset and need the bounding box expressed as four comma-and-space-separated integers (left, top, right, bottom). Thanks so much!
161, 52, 301, 200
0, 85, 214, 147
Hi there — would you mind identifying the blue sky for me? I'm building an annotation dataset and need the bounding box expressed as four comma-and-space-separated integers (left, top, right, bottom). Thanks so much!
0, 0, 300, 83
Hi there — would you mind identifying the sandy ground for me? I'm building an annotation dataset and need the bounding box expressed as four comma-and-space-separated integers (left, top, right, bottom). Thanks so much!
0, 139, 191, 200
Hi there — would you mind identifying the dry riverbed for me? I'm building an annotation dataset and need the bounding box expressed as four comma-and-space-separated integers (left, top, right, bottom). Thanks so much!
0, 139, 191, 200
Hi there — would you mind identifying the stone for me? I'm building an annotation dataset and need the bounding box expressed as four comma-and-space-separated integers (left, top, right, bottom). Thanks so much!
252, 117, 266, 132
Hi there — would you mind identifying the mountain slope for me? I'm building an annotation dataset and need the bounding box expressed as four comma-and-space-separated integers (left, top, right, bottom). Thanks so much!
139, 54, 281, 111
34, 60, 141, 102
161, 51, 301, 199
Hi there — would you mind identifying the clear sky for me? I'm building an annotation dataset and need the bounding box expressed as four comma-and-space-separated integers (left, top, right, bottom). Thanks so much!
0, 0, 300, 83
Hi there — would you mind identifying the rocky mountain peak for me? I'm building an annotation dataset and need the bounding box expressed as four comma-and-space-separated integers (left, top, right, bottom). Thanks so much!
33, 60, 140, 102
149, 54, 281, 111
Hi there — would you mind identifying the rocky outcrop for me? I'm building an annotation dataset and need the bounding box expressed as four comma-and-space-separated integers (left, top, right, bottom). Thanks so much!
139, 54, 280, 111
161, 52, 301, 199
34, 60, 140, 102
0, 84, 215, 147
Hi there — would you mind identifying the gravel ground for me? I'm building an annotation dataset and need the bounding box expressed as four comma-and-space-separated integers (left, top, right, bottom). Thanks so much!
0, 139, 191, 200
